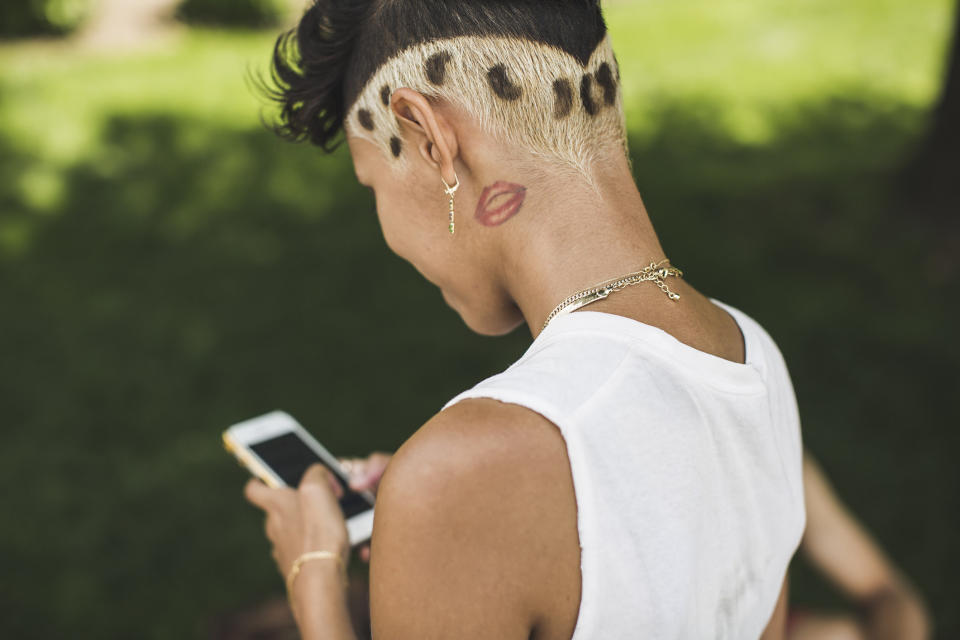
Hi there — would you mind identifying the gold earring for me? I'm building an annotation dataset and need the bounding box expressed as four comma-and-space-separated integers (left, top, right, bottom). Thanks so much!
441, 173, 460, 235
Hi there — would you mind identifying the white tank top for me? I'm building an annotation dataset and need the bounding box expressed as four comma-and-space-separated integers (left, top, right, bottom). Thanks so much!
443, 299, 806, 639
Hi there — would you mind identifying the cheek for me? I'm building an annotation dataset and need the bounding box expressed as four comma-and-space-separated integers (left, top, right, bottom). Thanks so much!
372, 199, 400, 252
371, 200, 427, 285
375, 198, 424, 263
440, 287, 457, 309
368, 176, 408, 247
375, 178, 438, 257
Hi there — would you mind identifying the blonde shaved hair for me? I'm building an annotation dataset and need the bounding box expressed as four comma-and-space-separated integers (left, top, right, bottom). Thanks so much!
344, 33, 627, 177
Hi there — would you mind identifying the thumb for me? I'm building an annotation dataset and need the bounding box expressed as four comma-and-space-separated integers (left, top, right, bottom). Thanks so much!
301, 463, 344, 498
300, 463, 327, 487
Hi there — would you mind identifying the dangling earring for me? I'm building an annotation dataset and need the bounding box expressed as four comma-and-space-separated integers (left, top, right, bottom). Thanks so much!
441, 173, 460, 235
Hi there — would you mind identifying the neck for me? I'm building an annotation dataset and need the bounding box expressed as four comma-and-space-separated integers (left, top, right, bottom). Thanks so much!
496, 155, 672, 338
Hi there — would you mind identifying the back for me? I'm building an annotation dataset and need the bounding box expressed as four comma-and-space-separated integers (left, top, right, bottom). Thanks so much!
444, 299, 806, 639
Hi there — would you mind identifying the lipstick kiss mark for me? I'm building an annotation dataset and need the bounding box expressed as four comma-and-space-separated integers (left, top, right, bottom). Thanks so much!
475, 181, 527, 227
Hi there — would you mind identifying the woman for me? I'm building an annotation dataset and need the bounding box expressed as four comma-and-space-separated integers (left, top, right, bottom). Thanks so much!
243, 1, 806, 638
236, 452, 933, 639
787, 453, 931, 640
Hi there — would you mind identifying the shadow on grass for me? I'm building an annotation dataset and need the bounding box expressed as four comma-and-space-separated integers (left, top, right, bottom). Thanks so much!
0, 96, 956, 638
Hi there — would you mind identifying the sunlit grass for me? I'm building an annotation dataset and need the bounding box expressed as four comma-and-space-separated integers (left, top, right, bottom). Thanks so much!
0, 29, 275, 164
0, 0, 953, 162
608, 0, 953, 141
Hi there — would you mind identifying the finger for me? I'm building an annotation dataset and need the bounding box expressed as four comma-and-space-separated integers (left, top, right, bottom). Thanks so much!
244, 478, 277, 510
348, 474, 368, 491
329, 470, 344, 498
348, 458, 367, 481
265, 515, 280, 543
342, 458, 368, 491
350, 453, 391, 491
360, 545, 371, 563
301, 464, 344, 499
301, 463, 327, 487
339, 457, 357, 475
348, 459, 375, 490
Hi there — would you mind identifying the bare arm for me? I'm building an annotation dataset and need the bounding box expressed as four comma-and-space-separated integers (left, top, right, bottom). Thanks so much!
295, 569, 359, 640
759, 573, 790, 640
244, 467, 360, 640
369, 399, 573, 639
800, 451, 932, 640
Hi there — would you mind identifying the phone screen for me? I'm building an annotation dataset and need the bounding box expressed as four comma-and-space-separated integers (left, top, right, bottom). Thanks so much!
249, 432, 373, 518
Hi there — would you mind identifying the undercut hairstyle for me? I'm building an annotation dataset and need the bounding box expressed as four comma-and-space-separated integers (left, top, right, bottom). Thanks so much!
264, 0, 627, 175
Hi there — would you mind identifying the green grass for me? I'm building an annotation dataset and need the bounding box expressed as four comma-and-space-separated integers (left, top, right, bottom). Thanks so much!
0, 2, 957, 638
0, 1, 952, 160
0, 30, 271, 163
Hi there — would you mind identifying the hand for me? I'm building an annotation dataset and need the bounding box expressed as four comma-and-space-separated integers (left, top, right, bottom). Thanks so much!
338, 452, 392, 562
244, 465, 350, 587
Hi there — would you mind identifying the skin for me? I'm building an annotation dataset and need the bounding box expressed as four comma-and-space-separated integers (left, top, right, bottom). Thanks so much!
787, 453, 932, 640
245, 85, 790, 639
474, 181, 527, 227
243, 453, 932, 640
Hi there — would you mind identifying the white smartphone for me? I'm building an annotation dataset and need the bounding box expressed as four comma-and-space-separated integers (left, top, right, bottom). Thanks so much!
223, 410, 375, 547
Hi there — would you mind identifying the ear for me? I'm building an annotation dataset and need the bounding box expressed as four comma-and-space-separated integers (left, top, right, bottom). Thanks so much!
390, 88, 460, 186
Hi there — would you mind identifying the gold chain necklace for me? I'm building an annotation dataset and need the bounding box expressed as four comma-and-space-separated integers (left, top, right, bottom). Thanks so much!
541, 259, 684, 332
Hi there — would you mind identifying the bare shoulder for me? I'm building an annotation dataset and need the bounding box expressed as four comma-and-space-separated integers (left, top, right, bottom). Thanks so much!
370, 398, 581, 640
387, 397, 568, 488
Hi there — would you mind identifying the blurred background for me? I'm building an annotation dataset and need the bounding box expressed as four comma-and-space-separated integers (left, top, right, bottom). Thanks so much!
0, 0, 957, 638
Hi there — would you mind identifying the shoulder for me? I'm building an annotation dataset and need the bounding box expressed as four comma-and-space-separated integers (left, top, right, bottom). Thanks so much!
390, 397, 561, 481
379, 398, 574, 533
376, 397, 570, 543
369, 398, 581, 639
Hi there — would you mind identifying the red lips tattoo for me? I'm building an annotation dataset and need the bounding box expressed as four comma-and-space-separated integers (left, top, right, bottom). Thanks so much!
474, 181, 527, 227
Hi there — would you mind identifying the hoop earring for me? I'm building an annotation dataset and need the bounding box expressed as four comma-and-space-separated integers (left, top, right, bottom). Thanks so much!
440, 173, 460, 235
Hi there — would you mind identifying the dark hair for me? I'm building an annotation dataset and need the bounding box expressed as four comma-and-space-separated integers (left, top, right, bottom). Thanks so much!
261, 0, 607, 152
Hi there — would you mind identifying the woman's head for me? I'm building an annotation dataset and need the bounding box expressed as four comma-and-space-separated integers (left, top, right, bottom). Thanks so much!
265, 0, 631, 335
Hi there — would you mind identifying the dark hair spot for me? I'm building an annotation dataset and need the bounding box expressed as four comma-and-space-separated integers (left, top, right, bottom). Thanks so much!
425, 51, 453, 85
261, 0, 610, 153
357, 108, 375, 131
487, 64, 523, 101
552, 78, 574, 118
390, 136, 402, 157
595, 62, 617, 105
580, 73, 597, 116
